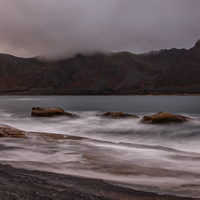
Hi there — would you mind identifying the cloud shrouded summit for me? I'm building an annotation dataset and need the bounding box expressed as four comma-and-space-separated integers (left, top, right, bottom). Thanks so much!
0, 0, 200, 59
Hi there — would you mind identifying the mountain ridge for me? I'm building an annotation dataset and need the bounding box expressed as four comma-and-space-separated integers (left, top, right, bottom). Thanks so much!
0, 40, 200, 95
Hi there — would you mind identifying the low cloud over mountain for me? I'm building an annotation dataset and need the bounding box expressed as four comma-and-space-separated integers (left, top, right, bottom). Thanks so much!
0, 0, 200, 59
0, 40, 200, 95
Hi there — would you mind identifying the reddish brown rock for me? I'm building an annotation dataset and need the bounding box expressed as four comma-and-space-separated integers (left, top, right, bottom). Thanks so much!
31, 107, 78, 118
36, 132, 85, 141
0, 126, 27, 138
98, 112, 139, 119
140, 111, 189, 124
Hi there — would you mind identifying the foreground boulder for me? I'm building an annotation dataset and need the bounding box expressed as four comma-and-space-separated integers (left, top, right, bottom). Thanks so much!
140, 111, 189, 124
0, 126, 27, 138
31, 107, 78, 118
97, 112, 139, 119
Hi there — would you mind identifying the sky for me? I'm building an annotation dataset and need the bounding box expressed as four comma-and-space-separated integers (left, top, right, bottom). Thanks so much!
0, 0, 200, 60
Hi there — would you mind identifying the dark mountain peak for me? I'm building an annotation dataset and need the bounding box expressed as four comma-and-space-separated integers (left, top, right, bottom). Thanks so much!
75, 53, 87, 60
188, 39, 200, 54
194, 39, 200, 49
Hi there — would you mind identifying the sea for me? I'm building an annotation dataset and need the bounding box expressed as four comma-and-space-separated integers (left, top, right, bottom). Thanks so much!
0, 95, 200, 198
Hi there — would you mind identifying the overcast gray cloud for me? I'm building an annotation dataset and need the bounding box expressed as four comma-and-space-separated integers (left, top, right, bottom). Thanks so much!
0, 0, 200, 59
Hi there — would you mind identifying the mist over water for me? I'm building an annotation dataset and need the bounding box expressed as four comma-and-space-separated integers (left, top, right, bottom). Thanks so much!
0, 96, 200, 197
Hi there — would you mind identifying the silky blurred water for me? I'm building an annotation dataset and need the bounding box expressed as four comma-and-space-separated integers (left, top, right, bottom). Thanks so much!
0, 95, 200, 197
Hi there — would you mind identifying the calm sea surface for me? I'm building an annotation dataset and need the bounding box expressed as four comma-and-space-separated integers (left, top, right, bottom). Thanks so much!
0, 95, 200, 197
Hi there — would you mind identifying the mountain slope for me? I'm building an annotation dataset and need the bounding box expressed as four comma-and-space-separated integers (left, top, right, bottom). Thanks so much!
0, 40, 200, 95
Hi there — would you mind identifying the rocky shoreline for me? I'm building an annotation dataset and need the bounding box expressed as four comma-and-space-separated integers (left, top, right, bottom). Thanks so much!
0, 108, 198, 199
0, 123, 199, 199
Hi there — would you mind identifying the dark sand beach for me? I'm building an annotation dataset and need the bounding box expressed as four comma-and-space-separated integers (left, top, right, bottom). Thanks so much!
0, 163, 197, 200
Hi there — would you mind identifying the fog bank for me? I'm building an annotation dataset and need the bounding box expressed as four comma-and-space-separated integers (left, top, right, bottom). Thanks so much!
0, 0, 200, 59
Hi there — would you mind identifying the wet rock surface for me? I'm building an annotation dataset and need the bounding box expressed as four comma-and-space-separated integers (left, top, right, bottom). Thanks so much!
140, 111, 189, 124
0, 124, 86, 141
0, 164, 194, 200
31, 107, 78, 118
98, 112, 139, 119
0, 126, 27, 138
31, 132, 86, 142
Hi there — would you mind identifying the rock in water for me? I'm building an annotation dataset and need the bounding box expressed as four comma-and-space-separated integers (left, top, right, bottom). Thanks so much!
0, 126, 27, 138
98, 112, 139, 119
140, 111, 189, 124
31, 107, 78, 118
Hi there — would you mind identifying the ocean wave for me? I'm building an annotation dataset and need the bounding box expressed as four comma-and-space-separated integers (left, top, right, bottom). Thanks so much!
0, 109, 13, 118
8, 98, 53, 101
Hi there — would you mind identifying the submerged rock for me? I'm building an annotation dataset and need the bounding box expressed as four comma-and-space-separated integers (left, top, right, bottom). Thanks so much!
0, 126, 27, 138
31, 107, 78, 118
97, 112, 139, 119
140, 111, 189, 124
37, 132, 85, 141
